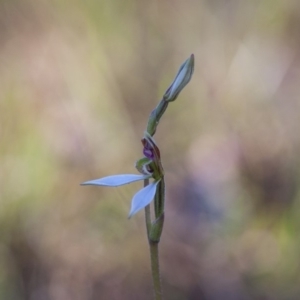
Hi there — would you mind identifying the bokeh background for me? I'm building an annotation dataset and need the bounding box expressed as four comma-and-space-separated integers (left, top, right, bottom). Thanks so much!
1, 0, 300, 299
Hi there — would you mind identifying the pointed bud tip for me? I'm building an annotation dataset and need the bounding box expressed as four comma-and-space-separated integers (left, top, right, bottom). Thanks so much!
190, 54, 195, 63
163, 54, 195, 102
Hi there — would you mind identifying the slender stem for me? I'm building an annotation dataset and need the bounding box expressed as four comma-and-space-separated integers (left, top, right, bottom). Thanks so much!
149, 241, 163, 300
144, 178, 164, 300
154, 178, 165, 219
147, 99, 169, 136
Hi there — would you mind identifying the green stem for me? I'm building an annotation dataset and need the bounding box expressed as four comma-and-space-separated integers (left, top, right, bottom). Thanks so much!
154, 178, 165, 219
149, 241, 163, 300
147, 99, 169, 136
144, 179, 164, 300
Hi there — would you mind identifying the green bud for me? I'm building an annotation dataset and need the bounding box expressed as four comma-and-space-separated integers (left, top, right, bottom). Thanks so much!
163, 54, 194, 102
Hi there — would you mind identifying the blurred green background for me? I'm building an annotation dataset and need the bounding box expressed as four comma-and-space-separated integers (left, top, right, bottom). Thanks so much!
1, 0, 300, 299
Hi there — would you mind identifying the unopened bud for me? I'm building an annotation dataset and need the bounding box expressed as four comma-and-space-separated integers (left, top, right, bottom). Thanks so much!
163, 54, 194, 102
